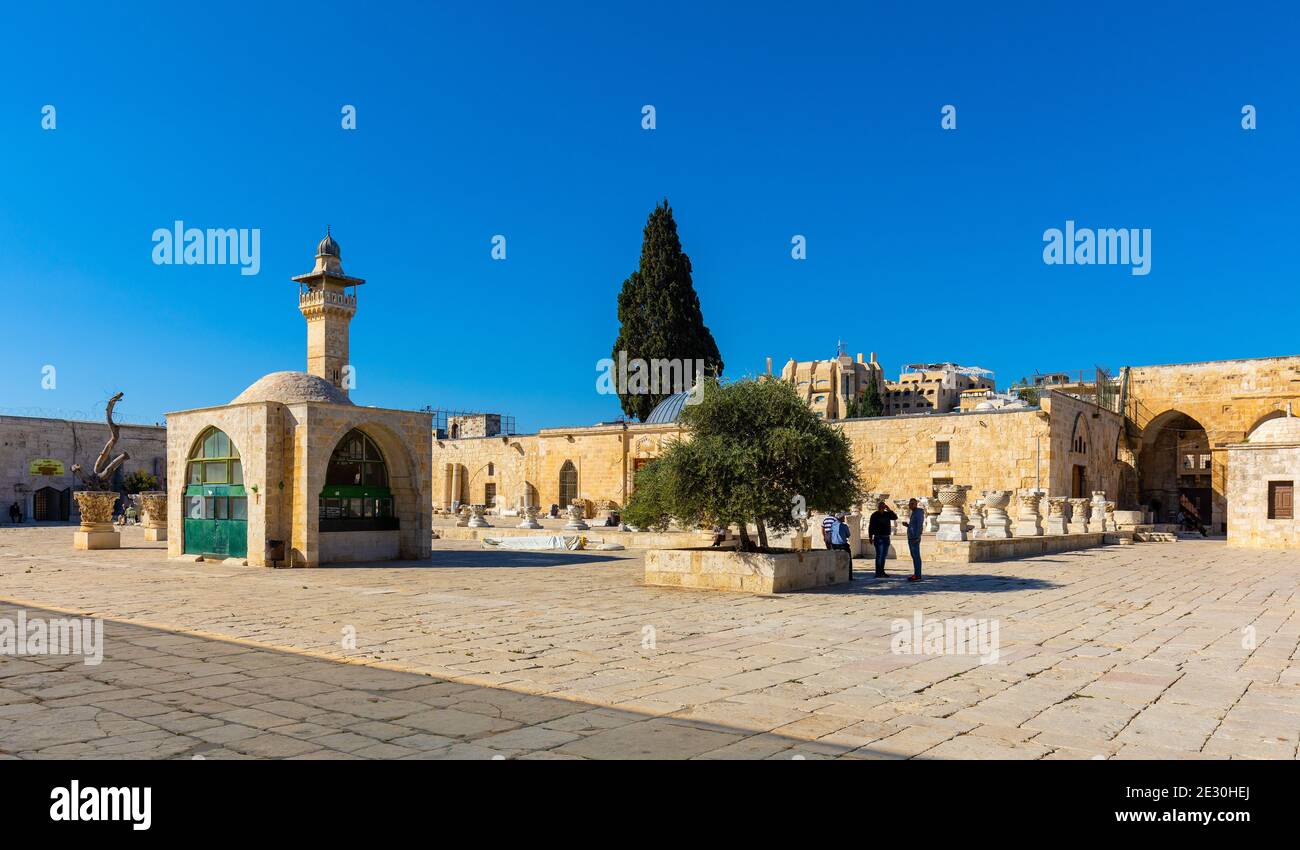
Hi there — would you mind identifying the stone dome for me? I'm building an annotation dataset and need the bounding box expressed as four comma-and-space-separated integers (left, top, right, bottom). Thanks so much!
231, 371, 352, 406
1248, 411, 1300, 444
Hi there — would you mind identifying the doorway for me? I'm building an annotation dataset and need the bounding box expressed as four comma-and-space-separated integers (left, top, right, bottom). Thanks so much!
33, 486, 70, 521
1071, 465, 1086, 498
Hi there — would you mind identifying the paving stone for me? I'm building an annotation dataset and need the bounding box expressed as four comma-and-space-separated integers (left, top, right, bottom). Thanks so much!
0, 530, 1298, 759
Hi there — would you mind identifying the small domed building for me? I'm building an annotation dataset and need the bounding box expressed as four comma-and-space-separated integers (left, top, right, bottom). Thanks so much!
1226, 405, 1299, 548
164, 231, 432, 567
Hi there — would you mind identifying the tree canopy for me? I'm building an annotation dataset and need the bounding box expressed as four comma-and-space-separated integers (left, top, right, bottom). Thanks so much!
624, 378, 863, 550
611, 200, 723, 421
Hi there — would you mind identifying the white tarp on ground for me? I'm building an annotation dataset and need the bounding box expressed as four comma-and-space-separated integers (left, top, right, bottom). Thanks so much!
481, 535, 584, 551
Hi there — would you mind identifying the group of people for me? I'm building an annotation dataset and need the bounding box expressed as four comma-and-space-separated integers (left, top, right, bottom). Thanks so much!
822, 499, 926, 582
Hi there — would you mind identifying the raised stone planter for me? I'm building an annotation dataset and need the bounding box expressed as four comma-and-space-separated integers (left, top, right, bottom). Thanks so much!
72, 491, 120, 550
139, 491, 168, 542
645, 547, 849, 593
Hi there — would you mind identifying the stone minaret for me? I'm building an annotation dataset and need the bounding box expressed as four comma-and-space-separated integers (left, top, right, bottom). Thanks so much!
293, 228, 365, 399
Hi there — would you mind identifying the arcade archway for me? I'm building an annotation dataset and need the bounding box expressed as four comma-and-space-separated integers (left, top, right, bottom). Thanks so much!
1138, 411, 1214, 528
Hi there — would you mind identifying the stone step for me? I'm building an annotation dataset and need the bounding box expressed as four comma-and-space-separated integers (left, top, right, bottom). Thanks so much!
1134, 531, 1178, 543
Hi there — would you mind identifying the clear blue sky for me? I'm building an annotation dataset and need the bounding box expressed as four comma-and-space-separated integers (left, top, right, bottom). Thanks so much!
2, 1, 1297, 430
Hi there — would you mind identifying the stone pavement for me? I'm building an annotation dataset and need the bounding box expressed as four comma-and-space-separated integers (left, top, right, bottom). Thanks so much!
0, 525, 1298, 759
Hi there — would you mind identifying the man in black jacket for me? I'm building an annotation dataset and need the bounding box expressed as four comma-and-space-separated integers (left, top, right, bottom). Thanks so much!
866, 500, 898, 577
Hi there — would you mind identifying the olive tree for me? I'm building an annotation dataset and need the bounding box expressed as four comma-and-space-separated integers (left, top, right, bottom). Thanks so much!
624, 378, 863, 551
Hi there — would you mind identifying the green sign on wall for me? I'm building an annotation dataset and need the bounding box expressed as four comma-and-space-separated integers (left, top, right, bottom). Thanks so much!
29, 458, 65, 475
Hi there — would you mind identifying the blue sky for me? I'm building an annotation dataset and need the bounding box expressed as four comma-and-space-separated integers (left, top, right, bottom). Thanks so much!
2, 1, 1297, 430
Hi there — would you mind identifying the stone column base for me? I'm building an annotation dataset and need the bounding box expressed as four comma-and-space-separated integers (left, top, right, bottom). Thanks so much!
74, 530, 121, 550
1015, 520, 1043, 537
936, 522, 967, 542
144, 527, 167, 542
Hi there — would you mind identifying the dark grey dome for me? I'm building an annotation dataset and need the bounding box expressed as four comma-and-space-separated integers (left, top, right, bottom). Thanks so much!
316, 227, 340, 258
644, 392, 691, 425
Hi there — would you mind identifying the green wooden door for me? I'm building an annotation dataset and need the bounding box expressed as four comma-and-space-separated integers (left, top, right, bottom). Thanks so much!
184, 485, 248, 558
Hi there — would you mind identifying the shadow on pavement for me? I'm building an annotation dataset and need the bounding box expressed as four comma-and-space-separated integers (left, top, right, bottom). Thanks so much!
330, 549, 630, 570
0, 602, 899, 761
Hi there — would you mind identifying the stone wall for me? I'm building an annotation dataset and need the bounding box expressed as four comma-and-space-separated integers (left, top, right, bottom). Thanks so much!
434, 423, 680, 515
429, 393, 1127, 522
1126, 355, 1300, 530
0, 415, 167, 523
318, 530, 401, 563
1227, 442, 1299, 548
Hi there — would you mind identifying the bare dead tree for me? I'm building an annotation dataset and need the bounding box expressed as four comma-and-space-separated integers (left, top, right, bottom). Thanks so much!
71, 392, 130, 491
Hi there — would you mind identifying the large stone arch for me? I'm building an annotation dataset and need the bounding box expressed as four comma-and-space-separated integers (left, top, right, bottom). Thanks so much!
1136, 408, 1218, 528
1245, 408, 1289, 440
309, 417, 427, 563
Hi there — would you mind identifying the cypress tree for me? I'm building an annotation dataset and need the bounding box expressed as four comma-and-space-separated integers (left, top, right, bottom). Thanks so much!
612, 200, 724, 421
861, 377, 884, 417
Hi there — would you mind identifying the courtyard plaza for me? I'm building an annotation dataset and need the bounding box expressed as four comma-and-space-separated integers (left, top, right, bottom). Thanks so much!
0, 525, 1297, 759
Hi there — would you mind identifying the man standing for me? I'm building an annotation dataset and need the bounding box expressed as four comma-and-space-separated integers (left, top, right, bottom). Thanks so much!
866, 500, 898, 577
901, 497, 925, 581
821, 513, 837, 549
829, 513, 853, 575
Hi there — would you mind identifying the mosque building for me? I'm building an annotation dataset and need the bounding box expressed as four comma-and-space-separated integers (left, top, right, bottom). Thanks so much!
163, 231, 432, 567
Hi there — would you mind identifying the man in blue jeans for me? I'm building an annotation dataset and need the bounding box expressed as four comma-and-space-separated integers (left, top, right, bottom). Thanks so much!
866, 500, 897, 577
901, 497, 925, 581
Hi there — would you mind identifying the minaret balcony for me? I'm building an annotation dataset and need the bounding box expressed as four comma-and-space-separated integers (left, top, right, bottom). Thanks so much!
299, 289, 357, 314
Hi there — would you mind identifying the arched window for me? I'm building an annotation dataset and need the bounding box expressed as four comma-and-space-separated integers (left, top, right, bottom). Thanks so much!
1070, 414, 1089, 455
558, 461, 578, 507
188, 426, 243, 486
184, 427, 247, 558
320, 430, 397, 531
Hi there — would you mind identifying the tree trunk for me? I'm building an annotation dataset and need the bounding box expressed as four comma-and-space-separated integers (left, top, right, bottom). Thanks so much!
756, 519, 769, 552
738, 524, 752, 552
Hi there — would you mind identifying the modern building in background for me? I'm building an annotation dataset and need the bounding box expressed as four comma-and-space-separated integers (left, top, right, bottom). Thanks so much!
774, 344, 885, 420
884, 363, 996, 415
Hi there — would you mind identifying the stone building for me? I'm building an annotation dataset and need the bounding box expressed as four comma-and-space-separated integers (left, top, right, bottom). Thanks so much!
884, 363, 996, 415
433, 353, 1300, 542
776, 345, 885, 420
164, 231, 432, 567
431, 386, 1126, 519
0, 415, 166, 523
1225, 406, 1298, 548
1122, 355, 1300, 532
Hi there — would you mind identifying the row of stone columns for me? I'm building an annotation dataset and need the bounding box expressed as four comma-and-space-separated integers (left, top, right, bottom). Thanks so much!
455, 502, 589, 532
871, 486, 1118, 542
